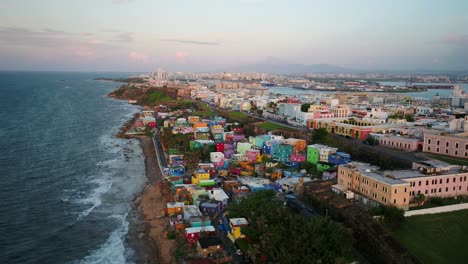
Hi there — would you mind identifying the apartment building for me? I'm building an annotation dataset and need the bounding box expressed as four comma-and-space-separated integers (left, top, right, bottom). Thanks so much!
423, 131, 468, 158
335, 161, 468, 210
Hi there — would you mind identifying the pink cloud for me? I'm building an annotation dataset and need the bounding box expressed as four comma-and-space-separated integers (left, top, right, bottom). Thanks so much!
175, 51, 189, 64
128, 51, 148, 63
440, 34, 468, 45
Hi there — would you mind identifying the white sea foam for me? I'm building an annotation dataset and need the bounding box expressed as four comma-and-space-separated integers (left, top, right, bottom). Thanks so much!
73, 214, 132, 264
76, 176, 113, 221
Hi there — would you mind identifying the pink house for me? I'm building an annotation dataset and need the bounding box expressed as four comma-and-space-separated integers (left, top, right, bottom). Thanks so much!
246, 149, 261, 163
290, 153, 306, 162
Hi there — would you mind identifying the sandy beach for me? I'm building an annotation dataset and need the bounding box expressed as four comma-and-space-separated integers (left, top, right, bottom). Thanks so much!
128, 136, 176, 264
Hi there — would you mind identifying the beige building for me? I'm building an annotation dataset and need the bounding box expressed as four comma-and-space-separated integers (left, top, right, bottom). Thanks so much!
335, 161, 468, 210
336, 162, 410, 210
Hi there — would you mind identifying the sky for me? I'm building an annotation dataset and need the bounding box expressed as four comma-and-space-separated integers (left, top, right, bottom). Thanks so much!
0, 0, 467, 72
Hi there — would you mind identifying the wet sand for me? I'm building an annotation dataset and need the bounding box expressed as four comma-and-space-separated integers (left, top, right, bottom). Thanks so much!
127, 136, 176, 264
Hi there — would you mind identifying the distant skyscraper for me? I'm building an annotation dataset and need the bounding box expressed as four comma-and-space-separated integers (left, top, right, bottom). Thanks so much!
157, 68, 167, 80
450, 85, 468, 108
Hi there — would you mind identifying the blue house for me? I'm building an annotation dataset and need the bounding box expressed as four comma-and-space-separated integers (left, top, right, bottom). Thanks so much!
328, 152, 351, 165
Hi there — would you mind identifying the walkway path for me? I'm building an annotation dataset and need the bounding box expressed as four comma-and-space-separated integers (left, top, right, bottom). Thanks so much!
405, 203, 468, 217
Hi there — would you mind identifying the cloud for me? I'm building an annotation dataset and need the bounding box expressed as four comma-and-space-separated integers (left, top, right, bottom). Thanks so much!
112, 0, 136, 4
440, 34, 468, 46
175, 51, 190, 64
112, 32, 134, 42
160, 38, 219, 46
128, 51, 148, 63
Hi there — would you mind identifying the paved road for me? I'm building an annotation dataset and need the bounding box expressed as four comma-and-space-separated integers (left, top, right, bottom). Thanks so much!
405, 203, 468, 217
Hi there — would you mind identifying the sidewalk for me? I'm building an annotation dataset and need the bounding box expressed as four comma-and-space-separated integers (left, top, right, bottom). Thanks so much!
405, 203, 468, 217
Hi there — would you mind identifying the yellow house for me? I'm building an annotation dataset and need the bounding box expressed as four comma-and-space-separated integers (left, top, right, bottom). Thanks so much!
228, 218, 249, 242
166, 202, 184, 215
192, 170, 210, 185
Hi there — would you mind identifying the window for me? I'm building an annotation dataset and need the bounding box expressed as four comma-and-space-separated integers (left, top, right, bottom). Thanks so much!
426, 180, 429, 185
437, 140, 440, 146
428, 139, 431, 144
418, 181, 421, 186
464, 176, 467, 182
440, 179, 442, 184
445, 149, 448, 154
453, 178, 456, 183
403, 198, 406, 203
394, 189, 397, 194
447, 178, 449, 183
460, 186, 462, 191
436, 148, 440, 152
394, 199, 396, 204
418, 190, 421, 194
425, 190, 428, 194
404, 188, 407, 192
446, 142, 449, 147
456, 143, 459, 148
455, 151, 458, 156
439, 188, 442, 193
446, 187, 448, 192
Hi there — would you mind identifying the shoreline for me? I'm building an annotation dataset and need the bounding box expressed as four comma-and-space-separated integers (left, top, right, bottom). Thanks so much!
122, 135, 176, 264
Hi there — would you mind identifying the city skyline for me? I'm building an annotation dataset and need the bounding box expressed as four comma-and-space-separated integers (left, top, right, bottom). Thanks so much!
1, 0, 468, 72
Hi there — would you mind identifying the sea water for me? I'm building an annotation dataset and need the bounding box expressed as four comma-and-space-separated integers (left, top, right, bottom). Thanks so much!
0, 72, 146, 264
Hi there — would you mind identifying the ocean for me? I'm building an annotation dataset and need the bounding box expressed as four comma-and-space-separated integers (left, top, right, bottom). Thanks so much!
0, 72, 146, 264
269, 82, 468, 99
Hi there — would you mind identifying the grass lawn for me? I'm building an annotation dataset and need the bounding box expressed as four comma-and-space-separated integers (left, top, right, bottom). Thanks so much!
257, 121, 290, 130
392, 209, 468, 264
424, 153, 468, 166
193, 102, 213, 117
145, 91, 176, 104
228, 111, 249, 119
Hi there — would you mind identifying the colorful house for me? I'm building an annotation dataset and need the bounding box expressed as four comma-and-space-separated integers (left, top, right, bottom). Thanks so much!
245, 149, 261, 163
307, 144, 337, 163
283, 138, 307, 152
237, 142, 252, 156
228, 218, 249, 242
210, 152, 225, 163
273, 144, 294, 162
197, 237, 224, 257
166, 202, 184, 215
328, 152, 351, 165
185, 226, 216, 244
199, 201, 223, 217
192, 170, 210, 185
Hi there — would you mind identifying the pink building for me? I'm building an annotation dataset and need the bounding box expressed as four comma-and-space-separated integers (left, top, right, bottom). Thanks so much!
290, 153, 306, 162
245, 149, 261, 163
404, 161, 468, 201
423, 132, 468, 158
379, 135, 423, 151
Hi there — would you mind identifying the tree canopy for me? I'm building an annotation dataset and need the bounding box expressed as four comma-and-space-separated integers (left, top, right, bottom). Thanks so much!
228, 190, 352, 263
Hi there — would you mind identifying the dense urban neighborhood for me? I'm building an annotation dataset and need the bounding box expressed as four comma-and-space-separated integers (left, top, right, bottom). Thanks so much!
109, 71, 468, 264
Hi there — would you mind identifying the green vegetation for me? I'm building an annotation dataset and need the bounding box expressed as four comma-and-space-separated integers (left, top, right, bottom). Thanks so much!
300, 103, 311, 112
424, 153, 468, 166
228, 190, 352, 263
228, 111, 249, 119
193, 102, 213, 117
392, 209, 468, 264
388, 113, 415, 122
257, 122, 289, 131
409, 196, 468, 210
144, 91, 176, 105
312, 127, 329, 143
